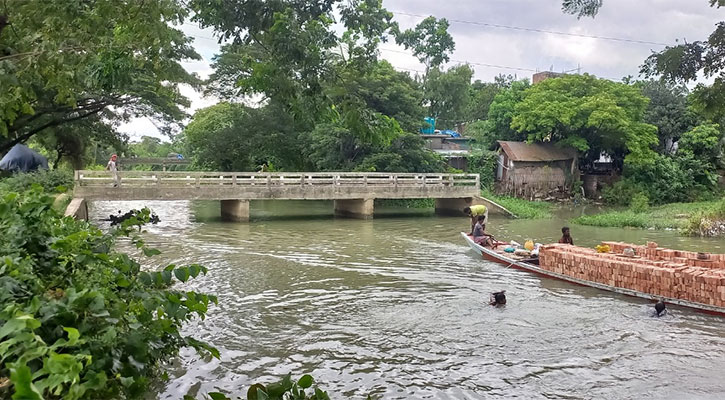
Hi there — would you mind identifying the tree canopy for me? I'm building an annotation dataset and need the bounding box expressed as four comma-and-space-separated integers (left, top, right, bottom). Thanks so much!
0, 0, 200, 153
395, 16, 455, 72
509, 74, 658, 168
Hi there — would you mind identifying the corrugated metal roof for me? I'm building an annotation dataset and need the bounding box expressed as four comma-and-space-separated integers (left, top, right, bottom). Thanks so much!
497, 141, 577, 162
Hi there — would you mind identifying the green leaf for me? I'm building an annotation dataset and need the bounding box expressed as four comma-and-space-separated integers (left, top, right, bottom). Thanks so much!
298, 374, 314, 389
63, 326, 80, 345
174, 267, 190, 283
143, 247, 162, 257
209, 392, 230, 400
247, 383, 266, 400
9, 364, 43, 400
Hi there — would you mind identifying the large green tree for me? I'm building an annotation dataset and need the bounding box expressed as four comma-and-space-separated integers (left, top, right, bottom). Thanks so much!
395, 16, 455, 73
196, 0, 402, 146
183, 102, 300, 171
0, 0, 200, 154
470, 79, 531, 149
510, 74, 658, 168
425, 64, 474, 129
635, 80, 697, 153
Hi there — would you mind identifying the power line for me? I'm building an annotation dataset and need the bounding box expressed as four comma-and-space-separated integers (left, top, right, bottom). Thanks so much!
380, 48, 539, 73
391, 10, 670, 47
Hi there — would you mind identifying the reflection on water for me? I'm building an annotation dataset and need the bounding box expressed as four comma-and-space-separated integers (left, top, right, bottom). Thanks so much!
88, 200, 725, 400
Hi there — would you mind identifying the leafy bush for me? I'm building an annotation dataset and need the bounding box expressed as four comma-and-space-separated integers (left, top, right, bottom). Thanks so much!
0, 188, 217, 399
198, 374, 331, 400
0, 169, 73, 193
467, 150, 498, 190
629, 192, 650, 213
601, 179, 640, 206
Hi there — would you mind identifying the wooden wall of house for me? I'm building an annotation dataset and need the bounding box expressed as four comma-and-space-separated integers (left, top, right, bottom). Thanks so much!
499, 160, 571, 197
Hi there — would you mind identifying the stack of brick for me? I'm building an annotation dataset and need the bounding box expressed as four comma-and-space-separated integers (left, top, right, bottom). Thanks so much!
538, 241, 725, 308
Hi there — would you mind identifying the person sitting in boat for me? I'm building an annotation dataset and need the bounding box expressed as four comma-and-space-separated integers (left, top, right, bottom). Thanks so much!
464, 205, 488, 235
473, 215, 493, 247
559, 226, 574, 245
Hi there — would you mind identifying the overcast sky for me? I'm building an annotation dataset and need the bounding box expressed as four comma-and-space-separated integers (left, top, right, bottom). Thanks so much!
119, 0, 724, 140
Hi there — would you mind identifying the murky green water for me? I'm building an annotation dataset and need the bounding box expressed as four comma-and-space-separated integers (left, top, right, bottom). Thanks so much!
90, 201, 725, 399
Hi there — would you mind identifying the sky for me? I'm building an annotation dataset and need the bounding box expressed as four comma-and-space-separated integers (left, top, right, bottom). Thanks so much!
118, 0, 724, 141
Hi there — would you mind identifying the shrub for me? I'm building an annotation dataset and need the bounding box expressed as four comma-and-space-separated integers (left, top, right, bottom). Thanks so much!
467, 149, 498, 190
482, 191, 553, 219
629, 192, 650, 213
0, 188, 217, 399
601, 179, 640, 206
0, 169, 73, 193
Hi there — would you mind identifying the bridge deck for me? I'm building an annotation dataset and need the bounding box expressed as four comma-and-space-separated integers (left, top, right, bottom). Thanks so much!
74, 171, 480, 201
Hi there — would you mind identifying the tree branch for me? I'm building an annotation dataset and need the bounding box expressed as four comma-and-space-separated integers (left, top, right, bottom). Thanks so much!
1, 105, 107, 153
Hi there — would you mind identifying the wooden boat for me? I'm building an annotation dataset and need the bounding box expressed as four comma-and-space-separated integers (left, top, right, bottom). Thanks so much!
461, 232, 725, 316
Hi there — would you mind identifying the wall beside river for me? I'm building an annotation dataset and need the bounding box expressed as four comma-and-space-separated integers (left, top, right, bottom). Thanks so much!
88, 200, 725, 400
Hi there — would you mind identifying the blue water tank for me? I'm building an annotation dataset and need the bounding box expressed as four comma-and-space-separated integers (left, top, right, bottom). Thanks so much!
421, 117, 436, 134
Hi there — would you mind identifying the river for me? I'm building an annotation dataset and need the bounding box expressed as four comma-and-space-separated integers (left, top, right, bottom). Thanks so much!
90, 200, 725, 400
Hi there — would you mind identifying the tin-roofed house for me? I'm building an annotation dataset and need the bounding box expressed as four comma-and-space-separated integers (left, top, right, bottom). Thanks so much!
496, 141, 578, 198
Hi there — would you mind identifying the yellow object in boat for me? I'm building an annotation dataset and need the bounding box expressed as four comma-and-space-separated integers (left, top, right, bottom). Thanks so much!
524, 240, 535, 251
595, 244, 611, 253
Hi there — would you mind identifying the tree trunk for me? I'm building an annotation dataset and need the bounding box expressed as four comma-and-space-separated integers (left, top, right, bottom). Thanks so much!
0, 15, 8, 37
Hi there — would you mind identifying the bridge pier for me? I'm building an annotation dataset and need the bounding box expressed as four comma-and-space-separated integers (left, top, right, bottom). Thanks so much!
220, 200, 249, 222
434, 197, 472, 217
334, 199, 374, 219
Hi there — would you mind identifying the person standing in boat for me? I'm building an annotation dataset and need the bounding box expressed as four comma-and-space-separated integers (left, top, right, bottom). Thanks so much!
464, 205, 488, 235
559, 226, 574, 245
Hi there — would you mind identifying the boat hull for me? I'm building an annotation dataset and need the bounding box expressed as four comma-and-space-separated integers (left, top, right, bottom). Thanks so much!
460, 232, 725, 316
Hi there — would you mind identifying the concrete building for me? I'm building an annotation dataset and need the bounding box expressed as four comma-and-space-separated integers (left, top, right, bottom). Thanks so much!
495, 141, 578, 198
533, 71, 565, 84
421, 134, 473, 171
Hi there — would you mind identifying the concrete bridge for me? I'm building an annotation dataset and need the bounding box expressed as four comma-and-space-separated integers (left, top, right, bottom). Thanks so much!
73, 170, 486, 221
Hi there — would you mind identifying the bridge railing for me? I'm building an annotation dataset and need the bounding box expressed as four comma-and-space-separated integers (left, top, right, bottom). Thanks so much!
75, 171, 480, 189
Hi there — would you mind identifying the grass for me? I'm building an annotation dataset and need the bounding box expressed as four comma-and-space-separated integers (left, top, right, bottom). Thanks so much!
573, 200, 725, 231
481, 190, 554, 219
374, 198, 435, 209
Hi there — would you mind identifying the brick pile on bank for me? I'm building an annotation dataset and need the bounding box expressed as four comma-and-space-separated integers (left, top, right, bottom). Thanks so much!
538, 241, 725, 308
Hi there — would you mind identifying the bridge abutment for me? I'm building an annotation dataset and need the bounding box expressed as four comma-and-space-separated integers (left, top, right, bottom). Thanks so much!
220, 200, 250, 222
435, 197, 472, 217
334, 199, 374, 219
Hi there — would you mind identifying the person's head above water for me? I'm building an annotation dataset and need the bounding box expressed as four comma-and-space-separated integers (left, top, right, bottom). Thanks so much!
562, 226, 570, 236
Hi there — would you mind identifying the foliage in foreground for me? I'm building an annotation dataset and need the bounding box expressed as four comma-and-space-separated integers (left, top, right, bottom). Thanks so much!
196, 374, 331, 400
482, 191, 554, 219
0, 188, 217, 399
0, 169, 73, 194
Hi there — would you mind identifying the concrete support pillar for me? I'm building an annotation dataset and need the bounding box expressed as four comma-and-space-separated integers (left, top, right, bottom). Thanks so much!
334, 199, 374, 219
435, 197, 472, 217
64, 198, 89, 221
220, 199, 249, 222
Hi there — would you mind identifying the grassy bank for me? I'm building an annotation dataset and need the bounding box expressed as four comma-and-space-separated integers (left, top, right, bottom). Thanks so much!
482, 191, 554, 219
572, 200, 725, 231
374, 198, 435, 208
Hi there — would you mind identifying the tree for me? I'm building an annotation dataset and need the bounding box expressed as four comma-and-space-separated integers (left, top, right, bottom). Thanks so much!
678, 123, 723, 168
464, 75, 516, 123
0, 0, 200, 153
425, 64, 474, 129
635, 80, 697, 153
510, 74, 658, 168
473, 79, 531, 149
395, 16, 455, 73
196, 0, 401, 147
356, 134, 447, 173
183, 102, 301, 172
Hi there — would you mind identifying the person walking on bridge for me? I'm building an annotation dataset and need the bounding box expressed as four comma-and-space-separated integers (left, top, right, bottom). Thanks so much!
106, 154, 120, 187
464, 205, 488, 235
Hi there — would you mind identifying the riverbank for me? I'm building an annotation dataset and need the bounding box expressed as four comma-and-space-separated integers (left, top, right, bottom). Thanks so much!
481, 191, 554, 219
572, 199, 725, 235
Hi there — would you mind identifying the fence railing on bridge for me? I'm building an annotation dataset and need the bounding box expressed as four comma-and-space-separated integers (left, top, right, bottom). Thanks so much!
75, 171, 480, 190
